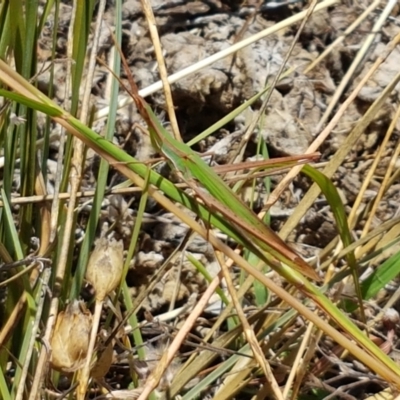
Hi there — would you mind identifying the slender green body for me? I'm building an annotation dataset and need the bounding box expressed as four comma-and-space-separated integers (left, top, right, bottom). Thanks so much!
143, 102, 319, 280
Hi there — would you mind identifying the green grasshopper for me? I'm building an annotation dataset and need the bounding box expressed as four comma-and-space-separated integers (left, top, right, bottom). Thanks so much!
119, 54, 320, 281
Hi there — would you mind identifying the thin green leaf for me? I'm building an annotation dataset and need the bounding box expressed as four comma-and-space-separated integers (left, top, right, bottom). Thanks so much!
0, 89, 62, 117
361, 250, 400, 300
301, 164, 365, 318
187, 253, 230, 305
0, 366, 11, 400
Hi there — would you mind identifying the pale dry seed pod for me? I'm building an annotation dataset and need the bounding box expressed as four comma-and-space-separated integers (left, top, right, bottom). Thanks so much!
86, 237, 124, 301
50, 300, 92, 372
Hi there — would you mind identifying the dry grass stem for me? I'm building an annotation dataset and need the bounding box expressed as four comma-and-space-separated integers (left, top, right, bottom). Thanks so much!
140, 0, 181, 141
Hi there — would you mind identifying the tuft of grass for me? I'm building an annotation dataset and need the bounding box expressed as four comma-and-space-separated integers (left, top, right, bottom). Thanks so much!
1, 0, 400, 399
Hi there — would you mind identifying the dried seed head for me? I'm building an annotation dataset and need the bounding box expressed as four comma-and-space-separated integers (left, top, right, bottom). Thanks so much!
50, 300, 92, 372
86, 237, 124, 301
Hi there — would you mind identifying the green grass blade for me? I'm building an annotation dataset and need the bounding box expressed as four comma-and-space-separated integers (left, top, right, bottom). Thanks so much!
119, 168, 149, 391
38, 0, 59, 178
0, 3, 11, 58
21, 0, 38, 79
248, 136, 270, 307
0, 364, 11, 400
70, 0, 96, 116
301, 165, 365, 316
0, 89, 62, 116
9, 0, 25, 70
1, 189, 23, 261
361, 250, 400, 301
